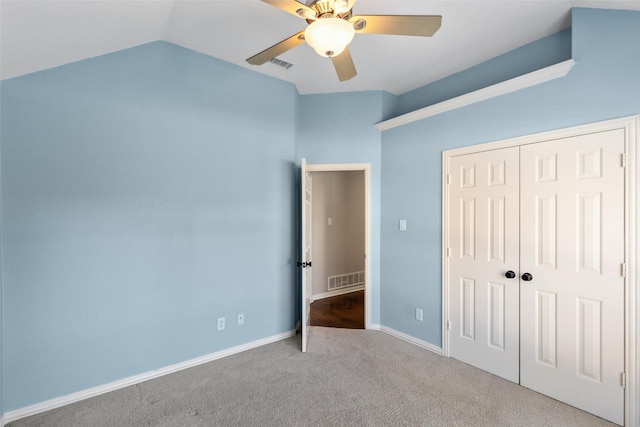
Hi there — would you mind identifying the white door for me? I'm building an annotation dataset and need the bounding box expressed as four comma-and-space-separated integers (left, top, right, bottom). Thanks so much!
519, 130, 625, 425
448, 147, 521, 383
300, 162, 313, 352
447, 129, 626, 424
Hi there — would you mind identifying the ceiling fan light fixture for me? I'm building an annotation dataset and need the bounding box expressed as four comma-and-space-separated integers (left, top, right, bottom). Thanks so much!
304, 18, 355, 58
296, 8, 317, 20
333, 0, 349, 14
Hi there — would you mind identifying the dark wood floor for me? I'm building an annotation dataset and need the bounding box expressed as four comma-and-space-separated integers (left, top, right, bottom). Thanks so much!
310, 290, 364, 329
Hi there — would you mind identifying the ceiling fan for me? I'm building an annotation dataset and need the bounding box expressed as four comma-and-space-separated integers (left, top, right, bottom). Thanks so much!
246, 0, 442, 82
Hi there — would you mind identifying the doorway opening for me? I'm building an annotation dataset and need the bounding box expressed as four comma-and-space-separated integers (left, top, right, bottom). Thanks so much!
308, 170, 365, 329
299, 162, 372, 349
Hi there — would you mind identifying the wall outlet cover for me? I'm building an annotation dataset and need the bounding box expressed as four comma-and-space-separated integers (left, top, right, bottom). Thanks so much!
217, 317, 226, 330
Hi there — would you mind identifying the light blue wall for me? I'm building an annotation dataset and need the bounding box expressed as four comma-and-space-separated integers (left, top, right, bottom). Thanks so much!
2, 6, 638, 417
395, 29, 572, 117
298, 91, 396, 326
380, 8, 640, 346
0, 41, 298, 411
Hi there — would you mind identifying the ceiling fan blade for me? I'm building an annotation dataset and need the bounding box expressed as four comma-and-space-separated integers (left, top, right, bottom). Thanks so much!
261, 0, 317, 20
350, 15, 442, 37
331, 47, 357, 82
246, 30, 306, 66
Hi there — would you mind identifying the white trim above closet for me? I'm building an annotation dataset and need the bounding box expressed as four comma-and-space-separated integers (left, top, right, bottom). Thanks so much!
376, 60, 576, 131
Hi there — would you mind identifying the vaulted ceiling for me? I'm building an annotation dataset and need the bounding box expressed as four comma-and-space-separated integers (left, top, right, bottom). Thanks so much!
2, 0, 639, 95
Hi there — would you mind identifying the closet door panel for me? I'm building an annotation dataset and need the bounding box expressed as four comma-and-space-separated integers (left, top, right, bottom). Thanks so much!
448, 147, 520, 383
519, 130, 625, 425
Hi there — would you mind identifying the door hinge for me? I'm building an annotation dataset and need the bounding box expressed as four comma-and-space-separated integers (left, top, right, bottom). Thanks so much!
621, 372, 627, 388
621, 153, 626, 168
621, 263, 627, 278
446, 174, 451, 185
446, 320, 451, 332
446, 247, 451, 258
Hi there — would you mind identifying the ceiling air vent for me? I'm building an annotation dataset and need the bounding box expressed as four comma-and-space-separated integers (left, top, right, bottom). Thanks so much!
268, 57, 294, 71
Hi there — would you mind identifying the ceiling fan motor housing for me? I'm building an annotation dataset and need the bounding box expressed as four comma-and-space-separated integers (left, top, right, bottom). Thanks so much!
306, 0, 353, 22
312, 1, 334, 16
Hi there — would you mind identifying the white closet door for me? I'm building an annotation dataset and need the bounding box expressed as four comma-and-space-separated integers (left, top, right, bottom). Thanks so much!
519, 130, 625, 425
449, 147, 520, 383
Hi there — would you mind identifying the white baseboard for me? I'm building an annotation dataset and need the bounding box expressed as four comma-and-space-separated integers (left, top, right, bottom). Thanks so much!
368, 323, 381, 331
380, 325, 443, 356
311, 285, 365, 303
4, 330, 296, 425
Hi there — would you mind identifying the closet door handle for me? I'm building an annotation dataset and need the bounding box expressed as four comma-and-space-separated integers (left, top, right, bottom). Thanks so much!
505, 270, 516, 279
521, 273, 533, 281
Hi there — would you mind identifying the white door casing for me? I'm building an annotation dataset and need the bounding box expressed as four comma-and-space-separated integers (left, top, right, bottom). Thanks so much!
443, 116, 638, 426
301, 161, 312, 352
448, 147, 521, 383
519, 130, 625, 424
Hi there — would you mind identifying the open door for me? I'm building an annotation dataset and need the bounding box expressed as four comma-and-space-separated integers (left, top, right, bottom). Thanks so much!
300, 160, 312, 352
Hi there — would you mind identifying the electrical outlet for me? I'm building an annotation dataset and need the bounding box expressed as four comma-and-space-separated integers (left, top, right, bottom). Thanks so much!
416, 308, 423, 322
217, 317, 226, 331
237, 313, 245, 326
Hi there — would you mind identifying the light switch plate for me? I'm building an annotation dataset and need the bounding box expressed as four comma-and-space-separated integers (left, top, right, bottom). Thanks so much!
399, 220, 407, 231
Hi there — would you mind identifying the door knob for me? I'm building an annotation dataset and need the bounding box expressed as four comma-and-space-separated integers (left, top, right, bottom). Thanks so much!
521, 272, 533, 281
505, 270, 516, 279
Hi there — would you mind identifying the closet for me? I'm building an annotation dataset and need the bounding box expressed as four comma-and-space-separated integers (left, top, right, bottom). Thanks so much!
445, 123, 628, 425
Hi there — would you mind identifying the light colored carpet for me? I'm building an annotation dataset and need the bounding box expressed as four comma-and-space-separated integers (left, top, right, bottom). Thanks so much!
9, 327, 615, 426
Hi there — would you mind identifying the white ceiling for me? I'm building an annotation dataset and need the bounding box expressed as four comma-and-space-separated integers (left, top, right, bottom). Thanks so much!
1, 0, 639, 95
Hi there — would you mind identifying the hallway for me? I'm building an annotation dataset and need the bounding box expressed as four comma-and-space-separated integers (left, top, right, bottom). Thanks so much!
309, 290, 364, 329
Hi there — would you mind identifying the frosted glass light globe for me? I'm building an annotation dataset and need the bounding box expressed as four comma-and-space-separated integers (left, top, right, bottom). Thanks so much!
305, 18, 355, 58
